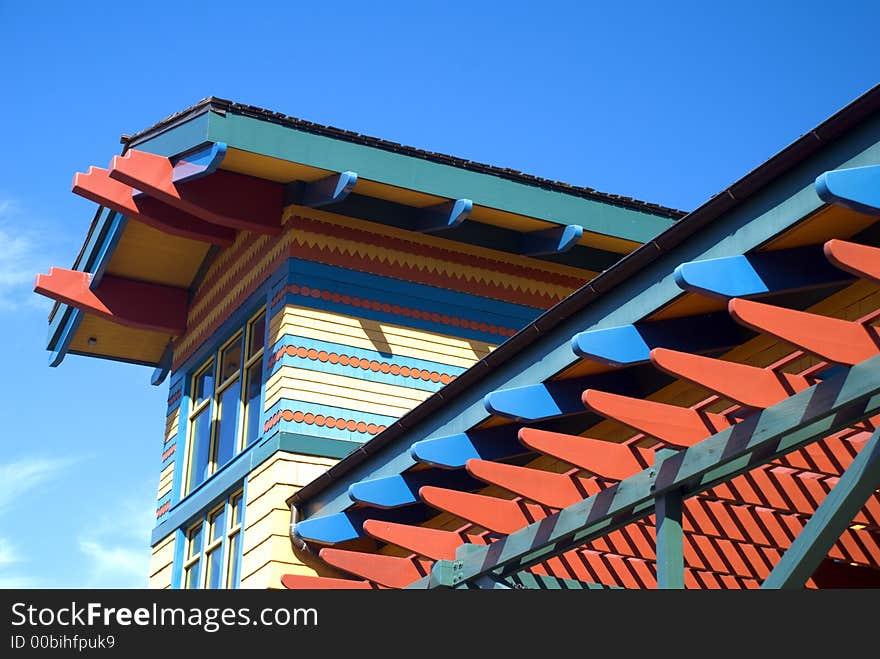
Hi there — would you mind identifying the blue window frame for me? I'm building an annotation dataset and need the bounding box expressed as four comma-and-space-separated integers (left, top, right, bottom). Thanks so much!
182, 490, 244, 589
184, 308, 265, 495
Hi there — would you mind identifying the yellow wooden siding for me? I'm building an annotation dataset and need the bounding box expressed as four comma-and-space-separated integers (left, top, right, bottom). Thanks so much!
69, 314, 168, 364
164, 408, 179, 444
148, 533, 175, 589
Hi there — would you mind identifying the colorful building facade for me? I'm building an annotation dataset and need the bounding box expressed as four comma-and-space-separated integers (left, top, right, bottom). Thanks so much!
37, 88, 880, 589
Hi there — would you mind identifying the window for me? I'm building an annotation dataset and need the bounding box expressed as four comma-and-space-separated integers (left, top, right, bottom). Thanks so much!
182, 491, 244, 589
185, 309, 265, 495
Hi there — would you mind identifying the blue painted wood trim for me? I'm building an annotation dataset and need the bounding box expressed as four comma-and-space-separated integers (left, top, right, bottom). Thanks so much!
49, 309, 83, 367
151, 341, 174, 386
291, 171, 358, 208
570, 312, 747, 367
673, 246, 849, 300
410, 431, 525, 469
348, 469, 479, 508
292, 505, 430, 545
151, 431, 361, 545
171, 142, 227, 183
413, 198, 473, 233
520, 224, 583, 256
815, 164, 880, 215
89, 213, 128, 288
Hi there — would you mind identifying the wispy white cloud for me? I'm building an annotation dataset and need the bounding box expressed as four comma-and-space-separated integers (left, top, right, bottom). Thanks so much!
0, 456, 75, 588
0, 456, 76, 515
0, 195, 60, 312
74, 485, 154, 588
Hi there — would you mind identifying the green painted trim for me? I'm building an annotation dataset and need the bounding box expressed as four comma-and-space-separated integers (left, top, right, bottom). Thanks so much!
254, 431, 361, 464
205, 112, 675, 243
128, 111, 212, 158
655, 490, 684, 589
501, 572, 622, 590
300, 115, 880, 520
761, 425, 880, 589
414, 353, 880, 588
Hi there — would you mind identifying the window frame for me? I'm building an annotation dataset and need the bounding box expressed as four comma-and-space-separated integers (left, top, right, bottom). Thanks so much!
180, 490, 244, 590
183, 307, 265, 496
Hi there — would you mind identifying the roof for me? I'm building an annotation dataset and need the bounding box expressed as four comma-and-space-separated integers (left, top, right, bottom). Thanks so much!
125, 96, 686, 220
289, 82, 880, 514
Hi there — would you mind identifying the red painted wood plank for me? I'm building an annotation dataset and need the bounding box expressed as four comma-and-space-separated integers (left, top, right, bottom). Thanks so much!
650, 347, 810, 408
72, 167, 235, 246
824, 239, 880, 283
517, 427, 646, 480
34, 267, 188, 334
419, 486, 533, 534
362, 520, 464, 561
318, 548, 432, 589
280, 574, 374, 589
465, 459, 583, 509
582, 389, 731, 446
110, 149, 282, 235
728, 298, 880, 365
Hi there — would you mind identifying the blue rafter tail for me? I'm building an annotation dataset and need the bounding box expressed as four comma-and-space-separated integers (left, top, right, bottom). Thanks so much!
815, 164, 880, 215
413, 198, 472, 233
520, 224, 583, 256
170, 142, 228, 184
293, 171, 358, 208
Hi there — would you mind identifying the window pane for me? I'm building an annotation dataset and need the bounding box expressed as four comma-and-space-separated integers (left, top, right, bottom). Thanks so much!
187, 408, 212, 493
194, 362, 214, 406
215, 378, 241, 467
185, 562, 201, 589
209, 507, 226, 543
243, 361, 262, 447
230, 493, 243, 527
226, 532, 240, 588
205, 547, 222, 589
220, 337, 243, 383
248, 311, 266, 358
187, 523, 203, 559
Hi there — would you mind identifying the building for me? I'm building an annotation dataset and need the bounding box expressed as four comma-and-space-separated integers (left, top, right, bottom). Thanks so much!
35, 87, 880, 589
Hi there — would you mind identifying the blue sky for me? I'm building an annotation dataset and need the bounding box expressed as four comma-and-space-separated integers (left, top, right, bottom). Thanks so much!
0, 1, 877, 588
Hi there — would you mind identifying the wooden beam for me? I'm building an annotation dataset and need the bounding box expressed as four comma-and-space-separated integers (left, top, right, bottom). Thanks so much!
318, 548, 432, 589
347, 470, 479, 508
673, 246, 848, 300
419, 486, 531, 534
650, 347, 810, 408
815, 163, 880, 215
288, 171, 358, 208
582, 389, 731, 447
171, 142, 227, 184
72, 167, 235, 246
34, 267, 187, 335
570, 313, 748, 367
762, 426, 880, 589
362, 520, 465, 561
728, 298, 880, 366
466, 458, 583, 509
410, 432, 525, 469
412, 198, 473, 233
517, 428, 647, 480
655, 490, 684, 589
109, 149, 283, 234
520, 224, 584, 256
824, 239, 880, 284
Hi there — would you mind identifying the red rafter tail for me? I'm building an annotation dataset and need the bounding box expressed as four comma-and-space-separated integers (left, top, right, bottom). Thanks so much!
362, 520, 464, 561
419, 486, 531, 534
650, 347, 810, 408
466, 459, 583, 509
110, 149, 282, 235
71, 167, 235, 246
728, 298, 880, 365
582, 389, 730, 447
318, 548, 432, 589
518, 428, 646, 480
280, 574, 374, 589
34, 267, 187, 335
824, 239, 880, 283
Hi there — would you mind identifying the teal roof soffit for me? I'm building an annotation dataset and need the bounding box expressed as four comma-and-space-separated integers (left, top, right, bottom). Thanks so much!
292, 109, 880, 521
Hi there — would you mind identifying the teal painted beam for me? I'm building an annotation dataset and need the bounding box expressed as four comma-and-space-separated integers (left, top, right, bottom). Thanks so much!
416, 353, 880, 588
655, 490, 684, 589
205, 111, 676, 243
501, 572, 622, 590
762, 425, 880, 589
